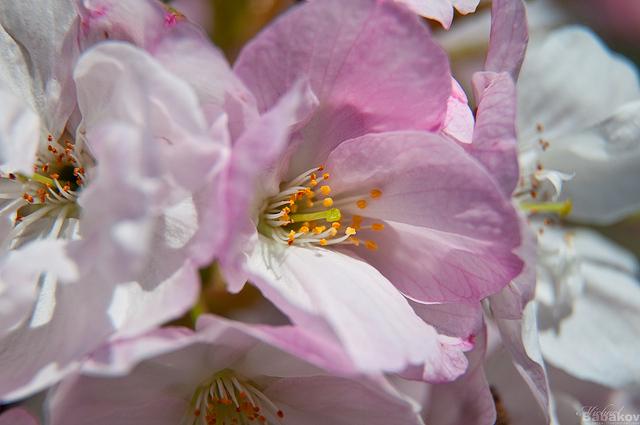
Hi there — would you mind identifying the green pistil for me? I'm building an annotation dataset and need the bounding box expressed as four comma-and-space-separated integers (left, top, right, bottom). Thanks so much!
520, 199, 573, 217
29, 173, 56, 187
290, 208, 342, 223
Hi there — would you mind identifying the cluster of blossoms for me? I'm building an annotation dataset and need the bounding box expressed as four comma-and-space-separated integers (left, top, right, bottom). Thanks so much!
0, 0, 638, 424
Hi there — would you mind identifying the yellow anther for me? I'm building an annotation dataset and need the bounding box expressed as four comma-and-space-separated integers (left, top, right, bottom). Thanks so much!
371, 223, 385, 231
365, 240, 378, 251
320, 185, 331, 196
313, 226, 327, 234
322, 197, 334, 207
288, 230, 296, 239
299, 225, 310, 233
304, 187, 313, 197
328, 228, 338, 237
370, 189, 382, 199
310, 179, 318, 187
290, 204, 298, 213
356, 199, 367, 209
319, 239, 328, 246
322, 173, 330, 180
351, 215, 363, 229
345, 227, 356, 236
331, 222, 341, 229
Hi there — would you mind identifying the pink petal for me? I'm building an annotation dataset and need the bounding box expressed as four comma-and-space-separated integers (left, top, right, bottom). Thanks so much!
442, 78, 474, 144
264, 376, 424, 425
395, 0, 480, 29
324, 131, 523, 302
490, 215, 537, 319
214, 81, 318, 288
426, 326, 496, 425
485, 0, 528, 79
243, 236, 469, 381
469, 71, 519, 197
234, 0, 451, 178
0, 408, 39, 425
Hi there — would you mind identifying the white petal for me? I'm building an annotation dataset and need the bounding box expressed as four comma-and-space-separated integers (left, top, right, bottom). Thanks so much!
539, 261, 640, 388
0, 0, 77, 132
518, 26, 639, 146
0, 83, 40, 174
539, 100, 640, 224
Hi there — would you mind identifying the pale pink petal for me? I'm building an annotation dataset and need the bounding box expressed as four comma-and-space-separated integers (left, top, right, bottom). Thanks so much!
234, 0, 451, 179
0, 240, 77, 338
78, 0, 253, 131
485, 0, 528, 79
243, 236, 469, 381
0, 274, 116, 401
490, 215, 537, 319
411, 300, 483, 339
264, 376, 424, 425
213, 81, 318, 285
82, 327, 195, 375
49, 370, 188, 425
0, 408, 39, 425
426, 327, 496, 425
442, 78, 474, 144
324, 131, 522, 302
469, 71, 519, 196
395, 0, 479, 29
74, 41, 222, 191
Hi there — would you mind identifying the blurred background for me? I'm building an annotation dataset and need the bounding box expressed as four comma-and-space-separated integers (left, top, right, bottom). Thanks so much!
164, 0, 640, 317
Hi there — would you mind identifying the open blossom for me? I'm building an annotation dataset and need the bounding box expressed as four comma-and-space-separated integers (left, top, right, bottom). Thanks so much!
47, 315, 426, 425
428, 14, 640, 423
0, 0, 227, 400
191, 0, 524, 380
515, 26, 640, 390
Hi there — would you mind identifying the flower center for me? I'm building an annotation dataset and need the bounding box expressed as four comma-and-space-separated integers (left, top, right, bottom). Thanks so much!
185, 370, 284, 425
0, 132, 91, 248
259, 166, 384, 250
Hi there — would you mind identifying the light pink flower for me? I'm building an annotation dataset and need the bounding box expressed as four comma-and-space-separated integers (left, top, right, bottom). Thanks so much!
0, 0, 228, 400
47, 315, 426, 425
196, 0, 523, 380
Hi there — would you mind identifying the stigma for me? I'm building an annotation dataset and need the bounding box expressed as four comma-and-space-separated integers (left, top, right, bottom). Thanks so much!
259, 166, 384, 250
184, 370, 284, 425
0, 132, 90, 248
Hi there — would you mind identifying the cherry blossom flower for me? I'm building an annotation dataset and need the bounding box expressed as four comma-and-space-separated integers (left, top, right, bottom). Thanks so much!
0, 0, 227, 400
47, 316, 426, 425
195, 0, 524, 381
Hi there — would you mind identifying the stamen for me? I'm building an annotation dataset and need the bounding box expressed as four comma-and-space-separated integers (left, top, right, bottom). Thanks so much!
185, 370, 284, 425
